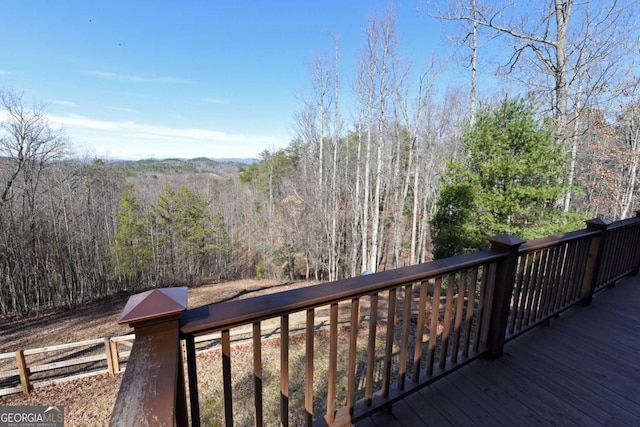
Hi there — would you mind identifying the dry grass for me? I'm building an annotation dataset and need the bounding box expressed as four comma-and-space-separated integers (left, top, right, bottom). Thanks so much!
0, 279, 318, 427
1, 279, 477, 426
189, 289, 470, 426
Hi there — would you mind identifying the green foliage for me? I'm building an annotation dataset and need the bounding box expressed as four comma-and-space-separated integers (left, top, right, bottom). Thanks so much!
239, 146, 299, 193
156, 185, 225, 267
431, 99, 582, 259
111, 184, 152, 279
256, 261, 266, 279
108, 157, 246, 178
430, 162, 486, 258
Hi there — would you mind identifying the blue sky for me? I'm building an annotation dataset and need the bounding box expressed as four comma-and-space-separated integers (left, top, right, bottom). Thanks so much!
0, 1, 460, 160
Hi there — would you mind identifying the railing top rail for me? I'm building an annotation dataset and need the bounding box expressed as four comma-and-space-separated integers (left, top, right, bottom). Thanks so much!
180, 249, 505, 336
607, 215, 640, 230
518, 228, 600, 253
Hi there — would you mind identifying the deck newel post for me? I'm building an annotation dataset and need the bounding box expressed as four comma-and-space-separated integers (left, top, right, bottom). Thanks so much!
486, 234, 524, 360
580, 218, 611, 306
633, 210, 640, 276
109, 287, 188, 427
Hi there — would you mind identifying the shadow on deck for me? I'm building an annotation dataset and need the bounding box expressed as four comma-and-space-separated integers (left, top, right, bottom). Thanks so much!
358, 274, 640, 427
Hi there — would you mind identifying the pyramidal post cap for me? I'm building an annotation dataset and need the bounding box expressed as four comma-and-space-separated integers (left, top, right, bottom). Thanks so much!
119, 287, 188, 325
585, 217, 612, 228
488, 233, 525, 248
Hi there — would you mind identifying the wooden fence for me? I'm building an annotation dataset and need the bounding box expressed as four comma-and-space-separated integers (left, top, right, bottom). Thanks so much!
0, 327, 282, 398
0, 334, 134, 397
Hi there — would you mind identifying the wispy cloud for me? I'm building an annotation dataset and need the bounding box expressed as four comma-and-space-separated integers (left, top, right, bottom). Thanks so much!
52, 114, 276, 144
203, 97, 229, 105
104, 105, 139, 114
0, 69, 10, 75
85, 70, 193, 84
54, 114, 279, 159
48, 99, 75, 107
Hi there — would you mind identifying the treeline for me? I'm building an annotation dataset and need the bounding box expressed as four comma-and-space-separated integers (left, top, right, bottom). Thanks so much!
1, 2, 639, 316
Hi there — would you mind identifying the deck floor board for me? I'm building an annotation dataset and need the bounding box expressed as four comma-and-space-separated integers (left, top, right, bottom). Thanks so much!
356, 274, 640, 426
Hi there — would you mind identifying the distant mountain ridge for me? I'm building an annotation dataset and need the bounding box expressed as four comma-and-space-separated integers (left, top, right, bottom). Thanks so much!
103, 157, 256, 177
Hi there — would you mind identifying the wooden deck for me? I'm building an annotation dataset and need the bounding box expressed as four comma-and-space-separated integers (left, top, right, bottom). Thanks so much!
357, 274, 640, 427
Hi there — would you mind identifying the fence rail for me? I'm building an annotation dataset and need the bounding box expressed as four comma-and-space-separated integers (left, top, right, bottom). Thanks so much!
0, 334, 135, 397
106, 211, 640, 426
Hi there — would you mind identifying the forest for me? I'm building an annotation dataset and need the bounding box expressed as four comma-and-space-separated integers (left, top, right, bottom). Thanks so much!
1, 1, 639, 316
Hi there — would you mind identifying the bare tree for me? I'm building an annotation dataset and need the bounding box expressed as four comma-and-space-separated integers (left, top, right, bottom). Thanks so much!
432, 0, 639, 210
0, 90, 69, 206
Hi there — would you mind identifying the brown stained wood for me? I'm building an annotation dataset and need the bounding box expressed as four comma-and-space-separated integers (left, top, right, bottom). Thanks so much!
518, 227, 598, 253
347, 298, 360, 414
584, 219, 611, 297
514, 251, 535, 333
461, 268, 478, 359
221, 329, 233, 427
382, 289, 397, 398
550, 243, 568, 313
180, 251, 505, 336
472, 266, 488, 354
305, 309, 314, 427
548, 245, 564, 313
539, 245, 559, 318
508, 254, 527, 335
109, 319, 182, 427
326, 303, 339, 424
503, 351, 637, 425
606, 229, 622, 283
561, 240, 579, 308
355, 275, 640, 426
451, 270, 467, 363
401, 387, 454, 427
565, 240, 585, 305
119, 287, 187, 325
520, 251, 540, 328
185, 336, 200, 427
398, 285, 412, 391
486, 234, 524, 360
426, 277, 441, 376
252, 322, 263, 427
530, 248, 549, 322
439, 274, 455, 370
477, 263, 494, 352
411, 282, 428, 383
280, 315, 290, 427
364, 294, 378, 406
571, 238, 589, 301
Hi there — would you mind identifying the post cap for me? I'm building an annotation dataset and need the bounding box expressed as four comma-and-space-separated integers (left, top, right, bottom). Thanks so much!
487, 233, 525, 249
119, 287, 188, 325
585, 217, 611, 229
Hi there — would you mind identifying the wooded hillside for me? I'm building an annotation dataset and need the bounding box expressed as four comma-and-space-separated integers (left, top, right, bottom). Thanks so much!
1, 2, 639, 317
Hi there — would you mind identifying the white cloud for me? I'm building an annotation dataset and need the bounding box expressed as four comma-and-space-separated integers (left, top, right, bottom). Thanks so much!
51, 114, 279, 159
0, 69, 10, 75
48, 99, 75, 107
104, 105, 139, 114
85, 70, 193, 84
203, 97, 229, 104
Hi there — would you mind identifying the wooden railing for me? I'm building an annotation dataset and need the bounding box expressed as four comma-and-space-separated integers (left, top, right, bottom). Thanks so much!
109, 212, 640, 427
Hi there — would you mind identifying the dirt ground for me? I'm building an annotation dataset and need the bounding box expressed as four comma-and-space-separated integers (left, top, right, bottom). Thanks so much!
0, 279, 318, 426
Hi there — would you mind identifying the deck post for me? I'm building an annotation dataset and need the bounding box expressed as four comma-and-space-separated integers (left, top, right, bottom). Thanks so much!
109, 287, 188, 427
486, 234, 524, 360
580, 218, 610, 306
634, 210, 640, 276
